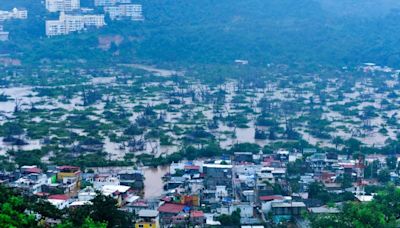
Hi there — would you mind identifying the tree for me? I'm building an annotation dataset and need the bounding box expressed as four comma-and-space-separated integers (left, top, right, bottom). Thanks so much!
311, 185, 400, 228
58, 217, 107, 228
0, 196, 36, 227
364, 160, 380, 179
344, 138, 362, 155
88, 194, 132, 227
340, 173, 353, 189
287, 159, 305, 176
377, 169, 391, 183
230, 143, 260, 154
217, 209, 241, 227
308, 182, 330, 204
332, 136, 344, 150
386, 156, 397, 170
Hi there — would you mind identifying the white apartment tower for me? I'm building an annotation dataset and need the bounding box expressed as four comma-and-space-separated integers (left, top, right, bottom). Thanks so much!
46, 12, 105, 36
45, 0, 80, 12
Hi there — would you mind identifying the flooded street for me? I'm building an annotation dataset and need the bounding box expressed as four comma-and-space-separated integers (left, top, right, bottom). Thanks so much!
142, 166, 169, 199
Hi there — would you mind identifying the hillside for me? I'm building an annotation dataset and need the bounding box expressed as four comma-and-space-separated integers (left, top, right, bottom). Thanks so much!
1, 0, 400, 68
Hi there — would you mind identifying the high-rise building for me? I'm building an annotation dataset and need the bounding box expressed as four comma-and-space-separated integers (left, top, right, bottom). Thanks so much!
46, 12, 105, 36
45, 20, 67, 36
45, 0, 80, 12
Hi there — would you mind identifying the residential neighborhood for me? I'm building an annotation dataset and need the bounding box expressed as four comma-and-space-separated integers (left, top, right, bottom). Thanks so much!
1, 147, 399, 227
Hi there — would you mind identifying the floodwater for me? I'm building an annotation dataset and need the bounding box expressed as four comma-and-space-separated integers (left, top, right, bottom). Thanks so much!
120, 64, 184, 77
142, 165, 169, 199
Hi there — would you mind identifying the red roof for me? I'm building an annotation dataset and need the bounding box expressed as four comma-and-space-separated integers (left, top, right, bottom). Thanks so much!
158, 203, 185, 213
35, 192, 50, 197
48, 194, 69, 201
191, 211, 204, 218
184, 165, 200, 170
259, 195, 284, 201
25, 167, 42, 174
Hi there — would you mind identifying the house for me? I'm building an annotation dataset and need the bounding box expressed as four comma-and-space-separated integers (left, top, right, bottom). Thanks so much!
78, 187, 96, 201
56, 166, 81, 195
118, 171, 144, 189
47, 194, 71, 209
190, 210, 206, 226
101, 184, 131, 207
93, 174, 120, 189
126, 200, 150, 214
135, 209, 159, 228
234, 152, 254, 163
157, 203, 186, 226
203, 162, 233, 190
260, 195, 284, 214
271, 201, 306, 223
307, 153, 327, 172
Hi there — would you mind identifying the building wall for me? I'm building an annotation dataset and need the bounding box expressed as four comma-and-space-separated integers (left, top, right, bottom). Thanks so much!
46, 0, 80, 12
204, 166, 232, 190
134, 222, 156, 228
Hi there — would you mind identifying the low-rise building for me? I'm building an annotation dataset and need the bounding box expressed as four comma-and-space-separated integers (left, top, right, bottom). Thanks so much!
135, 209, 159, 228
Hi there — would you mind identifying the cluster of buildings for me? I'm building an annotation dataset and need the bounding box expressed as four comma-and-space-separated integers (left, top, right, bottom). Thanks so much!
45, 0, 105, 36
1, 165, 145, 210
2, 147, 398, 227
152, 149, 398, 226
45, 0, 143, 36
0, 8, 28, 41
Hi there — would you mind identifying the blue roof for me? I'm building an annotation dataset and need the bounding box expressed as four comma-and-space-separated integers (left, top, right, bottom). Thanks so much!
183, 206, 191, 213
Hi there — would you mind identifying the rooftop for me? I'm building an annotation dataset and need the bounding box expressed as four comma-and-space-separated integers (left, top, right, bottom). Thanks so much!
101, 185, 130, 195
260, 195, 284, 201
203, 163, 233, 169
271, 202, 306, 208
158, 203, 185, 213
138, 209, 159, 218
48, 194, 69, 201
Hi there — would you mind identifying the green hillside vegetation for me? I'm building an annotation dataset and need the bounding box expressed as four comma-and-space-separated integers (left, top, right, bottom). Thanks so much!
1, 0, 400, 69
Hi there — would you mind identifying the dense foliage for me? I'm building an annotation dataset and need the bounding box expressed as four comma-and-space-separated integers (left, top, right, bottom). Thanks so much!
0, 185, 130, 228
310, 185, 400, 228
2, 0, 400, 68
